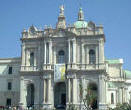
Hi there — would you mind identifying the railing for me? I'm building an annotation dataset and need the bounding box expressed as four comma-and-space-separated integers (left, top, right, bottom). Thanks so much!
43, 64, 54, 70
43, 63, 106, 71
20, 64, 106, 72
67, 63, 106, 70
20, 66, 39, 71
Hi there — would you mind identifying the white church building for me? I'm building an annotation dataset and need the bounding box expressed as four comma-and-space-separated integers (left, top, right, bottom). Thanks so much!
0, 6, 131, 110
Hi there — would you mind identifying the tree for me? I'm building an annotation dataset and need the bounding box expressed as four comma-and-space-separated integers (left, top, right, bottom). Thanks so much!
109, 103, 131, 110
79, 81, 97, 110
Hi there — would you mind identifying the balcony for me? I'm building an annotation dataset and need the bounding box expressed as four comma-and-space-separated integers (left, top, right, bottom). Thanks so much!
20, 64, 106, 72
43, 64, 54, 70
43, 63, 106, 71
67, 63, 106, 70
20, 66, 39, 72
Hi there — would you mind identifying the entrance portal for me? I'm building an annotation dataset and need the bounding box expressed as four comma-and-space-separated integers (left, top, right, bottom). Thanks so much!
88, 82, 98, 109
54, 82, 66, 109
27, 83, 35, 107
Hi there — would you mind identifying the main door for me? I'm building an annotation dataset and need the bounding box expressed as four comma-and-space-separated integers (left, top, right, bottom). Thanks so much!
61, 93, 66, 105
54, 82, 66, 109
27, 83, 35, 107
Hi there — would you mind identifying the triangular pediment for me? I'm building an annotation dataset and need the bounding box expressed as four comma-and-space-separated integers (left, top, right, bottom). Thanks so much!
52, 29, 76, 37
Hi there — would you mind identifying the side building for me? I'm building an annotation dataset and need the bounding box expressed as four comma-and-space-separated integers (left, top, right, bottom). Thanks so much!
0, 58, 21, 106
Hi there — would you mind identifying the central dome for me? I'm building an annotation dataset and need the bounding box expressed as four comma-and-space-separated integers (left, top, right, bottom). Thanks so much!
74, 20, 88, 28
73, 7, 88, 29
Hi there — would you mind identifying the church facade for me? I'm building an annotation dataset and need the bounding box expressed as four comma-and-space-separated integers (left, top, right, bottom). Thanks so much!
0, 6, 131, 110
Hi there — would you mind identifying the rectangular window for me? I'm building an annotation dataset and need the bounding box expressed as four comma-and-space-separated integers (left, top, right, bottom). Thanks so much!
8, 67, 12, 74
8, 82, 12, 90
6, 98, 11, 106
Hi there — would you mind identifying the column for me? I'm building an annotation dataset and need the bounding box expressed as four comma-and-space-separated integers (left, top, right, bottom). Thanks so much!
99, 75, 107, 110
125, 88, 128, 103
73, 40, 76, 63
34, 82, 40, 106
22, 44, 25, 66
19, 77, 26, 109
99, 39, 104, 64
44, 42, 47, 64
54, 47, 56, 64
68, 40, 71, 64
68, 79, 71, 102
49, 41, 52, 64
43, 79, 45, 103
82, 44, 85, 64
73, 79, 77, 103
96, 46, 99, 64
48, 79, 51, 103
34, 49, 37, 66
118, 87, 122, 104
26, 49, 29, 66
38, 44, 41, 68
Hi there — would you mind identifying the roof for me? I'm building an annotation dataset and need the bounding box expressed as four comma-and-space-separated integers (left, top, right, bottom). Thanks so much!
125, 70, 131, 79
74, 20, 88, 29
106, 59, 123, 64
0, 57, 21, 64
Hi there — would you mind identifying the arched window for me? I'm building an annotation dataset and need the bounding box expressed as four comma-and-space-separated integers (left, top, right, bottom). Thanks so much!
111, 93, 114, 104
89, 49, 96, 64
58, 50, 65, 63
30, 52, 34, 66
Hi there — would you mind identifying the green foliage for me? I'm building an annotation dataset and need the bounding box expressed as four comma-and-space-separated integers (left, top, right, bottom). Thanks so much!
79, 81, 97, 110
84, 86, 97, 107
109, 103, 131, 110
79, 82, 83, 102
67, 104, 77, 110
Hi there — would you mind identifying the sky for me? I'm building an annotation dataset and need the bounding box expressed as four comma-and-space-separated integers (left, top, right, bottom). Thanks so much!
0, 0, 131, 70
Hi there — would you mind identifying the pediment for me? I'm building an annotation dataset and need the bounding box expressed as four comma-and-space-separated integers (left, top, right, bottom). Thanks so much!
53, 30, 66, 37
52, 29, 76, 37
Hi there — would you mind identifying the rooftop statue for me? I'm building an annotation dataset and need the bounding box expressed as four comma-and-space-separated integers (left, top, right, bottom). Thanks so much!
60, 5, 64, 16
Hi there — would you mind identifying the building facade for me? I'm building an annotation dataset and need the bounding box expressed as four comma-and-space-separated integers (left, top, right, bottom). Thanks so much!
0, 6, 131, 110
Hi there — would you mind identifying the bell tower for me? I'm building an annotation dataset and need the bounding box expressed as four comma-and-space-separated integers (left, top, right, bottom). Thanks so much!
56, 5, 66, 29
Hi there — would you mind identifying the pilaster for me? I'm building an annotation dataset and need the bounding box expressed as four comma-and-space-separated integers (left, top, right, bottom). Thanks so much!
98, 75, 107, 110
44, 42, 47, 64
73, 78, 77, 104
68, 40, 71, 64
49, 41, 52, 64
22, 44, 25, 66
73, 40, 76, 63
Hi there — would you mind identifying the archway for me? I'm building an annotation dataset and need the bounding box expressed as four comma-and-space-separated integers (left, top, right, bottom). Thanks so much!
87, 82, 98, 109
54, 82, 66, 109
27, 83, 35, 107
